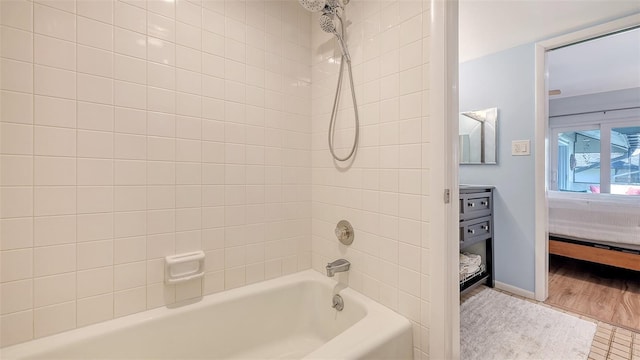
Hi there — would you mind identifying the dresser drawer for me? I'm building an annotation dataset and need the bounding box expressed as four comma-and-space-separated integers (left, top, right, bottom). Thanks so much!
459, 193, 492, 220
459, 216, 492, 247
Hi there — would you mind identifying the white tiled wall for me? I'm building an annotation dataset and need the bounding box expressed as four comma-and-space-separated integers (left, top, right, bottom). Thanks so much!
310, 0, 432, 358
0, 0, 312, 347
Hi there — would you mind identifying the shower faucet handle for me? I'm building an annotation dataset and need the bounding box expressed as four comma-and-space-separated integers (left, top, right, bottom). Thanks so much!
335, 220, 354, 245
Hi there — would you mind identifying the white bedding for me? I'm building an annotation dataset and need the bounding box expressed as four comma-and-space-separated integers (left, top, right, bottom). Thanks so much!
548, 191, 640, 248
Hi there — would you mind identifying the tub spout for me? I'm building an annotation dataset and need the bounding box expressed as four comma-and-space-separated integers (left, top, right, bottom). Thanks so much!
326, 259, 350, 277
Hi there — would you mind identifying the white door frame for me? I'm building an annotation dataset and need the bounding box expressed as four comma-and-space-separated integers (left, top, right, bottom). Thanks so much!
430, 0, 460, 358
533, 14, 640, 301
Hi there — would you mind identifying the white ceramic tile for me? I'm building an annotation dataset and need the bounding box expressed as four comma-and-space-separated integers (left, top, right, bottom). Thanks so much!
33, 301, 76, 338
146, 162, 174, 187
77, 130, 114, 158
1, 59, 33, 93
147, 62, 175, 90
120, 0, 146, 10
115, 211, 146, 238
0, 279, 32, 314
176, 93, 201, 118
1, 26, 33, 62
399, 40, 422, 71
33, 215, 76, 246
147, 137, 175, 162
175, 208, 201, 231
202, 30, 224, 56
77, 102, 114, 131
33, 244, 75, 277
115, 1, 146, 34
147, 233, 174, 259
147, 186, 174, 210
1, 155, 32, 187
148, 112, 175, 137
77, 158, 113, 186
34, 34, 75, 71
176, 45, 201, 72
77, 240, 113, 270
34, 272, 76, 307
202, 53, 225, 78
34, 156, 76, 186
224, 266, 245, 289
115, 27, 146, 59
146, 282, 175, 309
202, 8, 224, 35
114, 286, 146, 317
114, 261, 146, 290
0, 249, 33, 282
0, 0, 33, 31
0, 310, 33, 347
148, 12, 175, 42
77, 213, 113, 243
77, 16, 114, 51
77, 0, 113, 24
34, 0, 75, 13
34, 65, 76, 99
115, 186, 146, 211
114, 236, 146, 264
34, 186, 76, 216
147, 87, 176, 113
76, 266, 113, 298
0, 218, 33, 251
114, 81, 147, 109
1, 187, 33, 219
175, 277, 202, 301
1, 91, 33, 125
114, 107, 146, 135
114, 160, 146, 185
1, 124, 33, 157
176, 0, 201, 27
147, 37, 175, 65
34, 4, 75, 42
148, 0, 174, 18
33, 126, 75, 157
114, 133, 146, 160
176, 139, 201, 162
34, 96, 76, 128
77, 293, 113, 327
202, 98, 225, 122
176, 69, 201, 95
176, 21, 202, 50
77, 186, 114, 214
114, 54, 146, 85
225, 17, 245, 44
176, 162, 201, 184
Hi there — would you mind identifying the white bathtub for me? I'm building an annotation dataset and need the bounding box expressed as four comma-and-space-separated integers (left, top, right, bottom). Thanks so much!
1, 270, 413, 359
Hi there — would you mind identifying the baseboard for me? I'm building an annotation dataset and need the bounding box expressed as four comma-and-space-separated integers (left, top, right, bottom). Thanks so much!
495, 281, 535, 300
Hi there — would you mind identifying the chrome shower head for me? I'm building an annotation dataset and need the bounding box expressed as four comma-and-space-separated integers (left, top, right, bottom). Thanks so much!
319, 14, 336, 34
298, 0, 326, 12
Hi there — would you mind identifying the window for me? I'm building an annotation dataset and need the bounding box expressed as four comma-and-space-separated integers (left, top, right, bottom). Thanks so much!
551, 123, 640, 195
610, 126, 640, 194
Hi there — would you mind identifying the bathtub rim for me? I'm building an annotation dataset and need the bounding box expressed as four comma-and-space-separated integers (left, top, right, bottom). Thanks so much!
1, 269, 413, 359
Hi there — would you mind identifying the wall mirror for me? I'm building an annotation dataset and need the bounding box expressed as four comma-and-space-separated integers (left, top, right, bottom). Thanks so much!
459, 107, 498, 164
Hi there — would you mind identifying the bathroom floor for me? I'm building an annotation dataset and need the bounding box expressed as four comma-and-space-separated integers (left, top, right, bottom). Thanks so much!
461, 285, 640, 360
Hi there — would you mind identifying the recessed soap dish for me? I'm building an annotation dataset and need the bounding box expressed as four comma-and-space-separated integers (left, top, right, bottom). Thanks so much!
165, 251, 205, 284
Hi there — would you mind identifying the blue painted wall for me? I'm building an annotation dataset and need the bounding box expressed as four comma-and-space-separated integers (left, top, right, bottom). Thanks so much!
459, 44, 536, 293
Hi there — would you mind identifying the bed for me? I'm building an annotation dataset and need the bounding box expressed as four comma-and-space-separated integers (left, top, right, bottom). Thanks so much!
548, 191, 640, 271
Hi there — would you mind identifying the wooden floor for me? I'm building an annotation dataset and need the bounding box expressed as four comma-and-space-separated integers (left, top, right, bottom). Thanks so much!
546, 254, 640, 333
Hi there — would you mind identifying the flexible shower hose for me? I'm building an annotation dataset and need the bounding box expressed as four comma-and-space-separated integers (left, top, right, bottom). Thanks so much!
328, 13, 359, 162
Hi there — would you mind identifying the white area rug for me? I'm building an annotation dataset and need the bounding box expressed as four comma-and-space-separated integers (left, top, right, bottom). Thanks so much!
461, 288, 596, 360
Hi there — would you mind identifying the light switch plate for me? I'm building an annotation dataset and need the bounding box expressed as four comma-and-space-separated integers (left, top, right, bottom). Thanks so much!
512, 140, 530, 156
